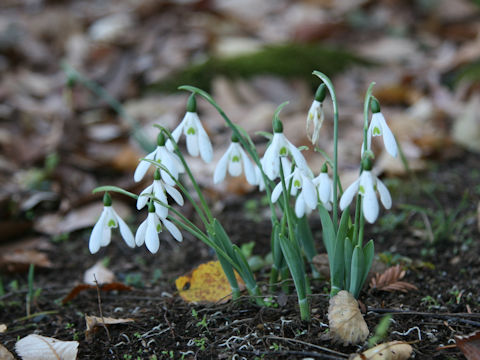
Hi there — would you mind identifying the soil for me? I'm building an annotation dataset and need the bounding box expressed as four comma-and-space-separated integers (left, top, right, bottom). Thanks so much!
1, 150, 480, 360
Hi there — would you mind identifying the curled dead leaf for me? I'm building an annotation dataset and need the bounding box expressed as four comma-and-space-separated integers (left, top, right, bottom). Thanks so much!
62, 282, 132, 304
455, 331, 480, 360
328, 291, 369, 346
85, 315, 134, 341
0, 343, 14, 360
175, 260, 244, 304
369, 265, 418, 293
350, 341, 413, 360
15, 334, 78, 360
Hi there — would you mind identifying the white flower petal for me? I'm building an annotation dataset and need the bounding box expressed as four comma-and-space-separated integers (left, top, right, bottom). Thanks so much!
295, 194, 306, 218
163, 218, 183, 242
101, 226, 111, 247
135, 219, 148, 246
271, 182, 283, 203
240, 147, 256, 185
213, 147, 230, 184
318, 173, 331, 205
112, 209, 135, 248
197, 124, 213, 163
376, 178, 392, 209
339, 178, 360, 210
263, 134, 282, 180
136, 184, 153, 210
134, 149, 157, 182
185, 130, 199, 157
379, 114, 398, 157
153, 181, 169, 219
228, 156, 242, 177
287, 140, 311, 177
89, 209, 107, 254
145, 213, 160, 254
165, 183, 184, 206
301, 175, 318, 210
360, 171, 379, 223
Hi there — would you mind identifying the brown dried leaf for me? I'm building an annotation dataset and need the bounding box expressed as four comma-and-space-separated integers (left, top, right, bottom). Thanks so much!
0, 343, 14, 360
0, 249, 52, 273
62, 283, 132, 304
350, 341, 413, 360
85, 315, 134, 341
369, 265, 418, 293
455, 331, 480, 360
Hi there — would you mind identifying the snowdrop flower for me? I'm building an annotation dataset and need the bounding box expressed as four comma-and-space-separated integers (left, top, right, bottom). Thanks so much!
339, 160, 392, 224
89, 193, 135, 254
254, 157, 292, 191
263, 119, 311, 181
313, 163, 334, 211
364, 99, 397, 158
214, 135, 256, 185
134, 132, 184, 185
135, 202, 182, 254
167, 94, 213, 163
137, 169, 184, 218
306, 84, 326, 145
271, 166, 317, 218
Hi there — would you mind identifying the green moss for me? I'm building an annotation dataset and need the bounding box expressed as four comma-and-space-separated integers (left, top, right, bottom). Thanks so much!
147, 43, 370, 93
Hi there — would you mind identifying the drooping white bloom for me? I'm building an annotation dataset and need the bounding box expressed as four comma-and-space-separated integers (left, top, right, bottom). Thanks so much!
254, 157, 292, 191
137, 173, 184, 219
313, 171, 334, 211
89, 205, 135, 254
339, 170, 392, 224
135, 211, 182, 254
214, 140, 256, 185
306, 99, 324, 145
271, 166, 317, 218
167, 111, 213, 163
134, 144, 184, 185
364, 112, 398, 158
263, 132, 311, 181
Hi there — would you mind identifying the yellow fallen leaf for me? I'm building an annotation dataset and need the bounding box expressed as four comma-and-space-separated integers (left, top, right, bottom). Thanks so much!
175, 260, 244, 303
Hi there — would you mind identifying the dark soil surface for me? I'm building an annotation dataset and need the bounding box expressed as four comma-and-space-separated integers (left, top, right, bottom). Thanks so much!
1, 151, 480, 360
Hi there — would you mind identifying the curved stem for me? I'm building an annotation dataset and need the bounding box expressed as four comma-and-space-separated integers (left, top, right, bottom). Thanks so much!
312, 71, 339, 229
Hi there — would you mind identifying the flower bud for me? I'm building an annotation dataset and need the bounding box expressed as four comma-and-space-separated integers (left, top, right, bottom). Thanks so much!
103, 192, 112, 206
273, 118, 283, 133
362, 157, 373, 171
231, 133, 239, 143
371, 98, 381, 114
186, 94, 197, 112
157, 132, 166, 146
315, 84, 327, 102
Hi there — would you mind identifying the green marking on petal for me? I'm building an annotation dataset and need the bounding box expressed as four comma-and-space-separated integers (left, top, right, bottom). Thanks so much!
107, 219, 117, 227
187, 127, 196, 135
279, 146, 287, 156
232, 155, 240, 162
373, 126, 381, 135
156, 224, 162, 232
308, 113, 313, 120
294, 179, 301, 188
359, 185, 365, 194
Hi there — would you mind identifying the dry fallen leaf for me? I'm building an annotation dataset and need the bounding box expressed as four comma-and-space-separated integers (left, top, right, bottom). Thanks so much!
85, 315, 134, 341
62, 283, 132, 304
83, 262, 115, 285
455, 331, 480, 360
0, 324, 7, 333
15, 334, 78, 360
328, 290, 369, 346
370, 265, 418, 293
0, 249, 52, 273
350, 341, 413, 360
175, 260, 245, 304
0, 343, 14, 360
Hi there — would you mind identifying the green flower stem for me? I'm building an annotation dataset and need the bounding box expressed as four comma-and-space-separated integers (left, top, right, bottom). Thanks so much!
298, 298, 311, 323
61, 62, 154, 153
312, 71, 339, 229
92, 186, 139, 200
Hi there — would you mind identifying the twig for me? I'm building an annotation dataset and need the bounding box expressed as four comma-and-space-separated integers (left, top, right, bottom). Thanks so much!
238, 349, 346, 359
163, 310, 175, 338
94, 275, 111, 342
265, 335, 349, 358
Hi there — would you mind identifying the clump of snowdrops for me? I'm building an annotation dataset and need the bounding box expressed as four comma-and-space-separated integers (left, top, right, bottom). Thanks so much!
89, 71, 398, 323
